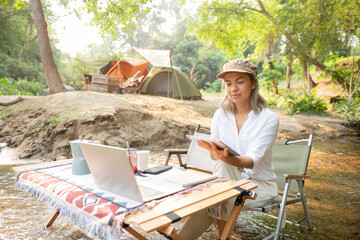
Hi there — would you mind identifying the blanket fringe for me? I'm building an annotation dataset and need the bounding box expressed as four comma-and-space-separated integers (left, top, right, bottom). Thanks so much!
15, 181, 118, 240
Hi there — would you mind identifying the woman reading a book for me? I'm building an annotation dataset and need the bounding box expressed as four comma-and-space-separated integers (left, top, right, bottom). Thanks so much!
179, 59, 279, 239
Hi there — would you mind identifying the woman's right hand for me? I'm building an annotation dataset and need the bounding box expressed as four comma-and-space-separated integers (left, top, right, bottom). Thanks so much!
197, 140, 229, 161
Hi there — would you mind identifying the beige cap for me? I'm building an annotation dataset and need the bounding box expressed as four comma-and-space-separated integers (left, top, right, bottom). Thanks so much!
217, 59, 258, 79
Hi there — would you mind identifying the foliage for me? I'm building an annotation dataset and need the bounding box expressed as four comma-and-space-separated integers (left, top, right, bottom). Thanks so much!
172, 35, 202, 75
172, 35, 227, 90
0, 78, 21, 95
321, 53, 360, 97
262, 89, 327, 115
0, 77, 45, 96
55, 52, 98, 90
0, 3, 45, 83
204, 78, 223, 93
190, 0, 360, 87
193, 47, 227, 90
81, 0, 152, 37
335, 97, 360, 128
190, 0, 278, 59
258, 62, 284, 93
16, 78, 46, 96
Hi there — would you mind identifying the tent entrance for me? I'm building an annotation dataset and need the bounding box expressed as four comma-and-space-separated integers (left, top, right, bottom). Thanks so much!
147, 72, 173, 97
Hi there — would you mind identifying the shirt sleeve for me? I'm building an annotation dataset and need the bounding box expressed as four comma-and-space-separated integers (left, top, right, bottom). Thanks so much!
244, 112, 279, 171
211, 109, 221, 139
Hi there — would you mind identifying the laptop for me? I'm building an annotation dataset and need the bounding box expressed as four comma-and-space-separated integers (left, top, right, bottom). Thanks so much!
78, 142, 184, 203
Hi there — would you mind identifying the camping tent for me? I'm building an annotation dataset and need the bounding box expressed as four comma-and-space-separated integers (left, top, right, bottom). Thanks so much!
99, 58, 149, 83
139, 66, 202, 100
133, 48, 202, 100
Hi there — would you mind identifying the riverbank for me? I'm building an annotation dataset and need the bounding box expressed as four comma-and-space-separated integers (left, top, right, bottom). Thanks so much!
0, 91, 358, 162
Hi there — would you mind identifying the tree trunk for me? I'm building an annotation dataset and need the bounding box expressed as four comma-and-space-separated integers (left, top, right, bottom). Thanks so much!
29, 0, 65, 94
302, 62, 317, 89
286, 58, 293, 89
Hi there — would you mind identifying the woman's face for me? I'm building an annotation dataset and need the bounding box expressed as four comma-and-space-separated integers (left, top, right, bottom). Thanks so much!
224, 72, 256, 106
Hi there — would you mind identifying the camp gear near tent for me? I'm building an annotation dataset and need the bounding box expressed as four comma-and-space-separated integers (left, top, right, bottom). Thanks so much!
90, 74, 120, 93
99, 58, 149, 84
139, 66, 202, 100
133, 48, 202, 100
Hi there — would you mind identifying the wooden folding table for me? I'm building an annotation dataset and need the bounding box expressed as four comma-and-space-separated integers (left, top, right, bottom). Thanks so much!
13, 160, 257, 240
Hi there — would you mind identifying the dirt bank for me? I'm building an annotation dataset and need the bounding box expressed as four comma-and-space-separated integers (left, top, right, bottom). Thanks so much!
0, 91, 358, 161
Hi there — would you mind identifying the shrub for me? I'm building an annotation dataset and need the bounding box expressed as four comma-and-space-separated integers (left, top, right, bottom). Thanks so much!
261, 89, 328, 115
335, 97, 360, 128
204, 78, 223, 93
284, 90, 327, 115
0, 77, 45, 96
0, 78, 21, 95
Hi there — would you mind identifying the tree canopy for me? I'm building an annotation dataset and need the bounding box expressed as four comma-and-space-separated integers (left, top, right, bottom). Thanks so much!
191, 0, 360, 86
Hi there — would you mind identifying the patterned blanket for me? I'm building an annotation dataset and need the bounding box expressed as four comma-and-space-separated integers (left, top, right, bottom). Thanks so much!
15, 162, 224, 239
15, 163, 131, 239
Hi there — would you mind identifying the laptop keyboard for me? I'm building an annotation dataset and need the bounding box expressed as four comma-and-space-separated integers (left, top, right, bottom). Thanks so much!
139, 185, 165, 200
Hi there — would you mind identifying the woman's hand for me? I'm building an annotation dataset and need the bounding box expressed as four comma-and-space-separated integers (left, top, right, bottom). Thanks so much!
197, 140, 229, 161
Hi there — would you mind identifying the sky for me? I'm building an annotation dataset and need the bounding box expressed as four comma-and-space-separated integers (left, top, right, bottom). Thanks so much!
50, 3, 103, 57
50, 1, 179, 58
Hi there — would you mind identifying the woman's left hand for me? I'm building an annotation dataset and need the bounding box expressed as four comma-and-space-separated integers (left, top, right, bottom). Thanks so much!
197, 140, 229, 161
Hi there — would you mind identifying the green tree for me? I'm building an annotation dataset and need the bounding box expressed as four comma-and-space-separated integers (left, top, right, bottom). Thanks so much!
0, 2, 46, 89
1, 0, 153, 94
191, 0, 360, 88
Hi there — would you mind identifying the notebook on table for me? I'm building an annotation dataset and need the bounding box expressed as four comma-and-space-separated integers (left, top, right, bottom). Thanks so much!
78, 142, 184, 203
163, 169, 217, 187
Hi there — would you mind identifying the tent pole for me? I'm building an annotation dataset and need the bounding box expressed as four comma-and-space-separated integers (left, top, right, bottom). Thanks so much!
106, 59, 121, 76
170, 51, 183, 101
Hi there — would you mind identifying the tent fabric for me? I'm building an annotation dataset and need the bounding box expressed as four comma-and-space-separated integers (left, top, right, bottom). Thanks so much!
99, 58, 149, 83
132, 48, 171, 68
140, 66, 202, 100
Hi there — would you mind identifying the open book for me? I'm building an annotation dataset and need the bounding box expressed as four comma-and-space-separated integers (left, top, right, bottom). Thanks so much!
163, 170, 217, 187
186, 135, 240, 156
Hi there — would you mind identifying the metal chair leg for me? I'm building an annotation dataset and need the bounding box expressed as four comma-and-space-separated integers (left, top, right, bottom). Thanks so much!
297, 180, 312, 230
274, 180, 291, 240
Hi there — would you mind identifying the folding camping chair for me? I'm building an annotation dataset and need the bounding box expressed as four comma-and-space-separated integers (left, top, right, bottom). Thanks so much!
164, 124, 211, 171
250, 135, 314, 240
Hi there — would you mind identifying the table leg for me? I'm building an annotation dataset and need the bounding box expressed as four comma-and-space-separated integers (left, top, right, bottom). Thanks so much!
123, 225, 148, 240
165, 154, 171, 166
220, 191, 256, 240
43, 211, 59, 229
177, 154, 184, 167
158, 226, 184, 240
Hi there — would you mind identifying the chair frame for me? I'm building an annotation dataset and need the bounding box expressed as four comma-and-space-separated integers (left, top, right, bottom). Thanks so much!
164, 124, 210, 168
251, 134, 313, 240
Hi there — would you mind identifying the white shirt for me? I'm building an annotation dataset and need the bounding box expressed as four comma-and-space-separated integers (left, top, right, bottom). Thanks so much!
211, 108, 279, 181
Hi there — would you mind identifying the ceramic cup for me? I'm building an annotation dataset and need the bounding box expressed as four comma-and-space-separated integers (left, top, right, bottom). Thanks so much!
69, 140, 91, 175
137, 150, 150, 171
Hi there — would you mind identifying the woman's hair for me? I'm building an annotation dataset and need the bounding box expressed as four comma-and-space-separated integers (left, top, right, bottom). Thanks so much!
221, 74, 267, 115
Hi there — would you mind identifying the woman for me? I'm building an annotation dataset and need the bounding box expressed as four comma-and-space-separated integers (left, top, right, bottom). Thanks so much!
179, 59, 279, 239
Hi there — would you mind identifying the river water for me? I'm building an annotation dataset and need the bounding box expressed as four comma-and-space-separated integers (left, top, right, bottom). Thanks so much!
0, 141, 359, 240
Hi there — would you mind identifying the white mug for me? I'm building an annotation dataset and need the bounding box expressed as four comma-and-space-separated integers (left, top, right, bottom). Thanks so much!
137, 150, 150, 171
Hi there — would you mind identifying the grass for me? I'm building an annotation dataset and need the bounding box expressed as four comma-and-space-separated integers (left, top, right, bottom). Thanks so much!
0, 108, 11, 120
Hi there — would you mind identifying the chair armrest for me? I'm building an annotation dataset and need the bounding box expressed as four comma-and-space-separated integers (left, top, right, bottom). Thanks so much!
283, 174, 310, 179
165, 149, 188, 154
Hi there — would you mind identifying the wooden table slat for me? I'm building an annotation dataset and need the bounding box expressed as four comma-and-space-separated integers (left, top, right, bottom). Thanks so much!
126, 179, 250, 225
137, 181, 257, 232
11, 159, 73, 172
